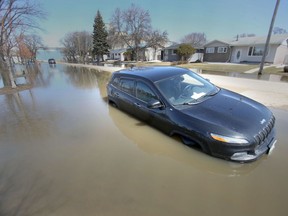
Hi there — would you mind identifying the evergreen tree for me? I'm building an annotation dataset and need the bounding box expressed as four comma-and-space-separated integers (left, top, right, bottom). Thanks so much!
92, 10, 109, 63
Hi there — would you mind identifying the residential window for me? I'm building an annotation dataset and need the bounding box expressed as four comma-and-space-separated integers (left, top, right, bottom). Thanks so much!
206, 47, 215, 53
217, 47, 227, 53
172, 49, 177, 55
248, 46, 264, 56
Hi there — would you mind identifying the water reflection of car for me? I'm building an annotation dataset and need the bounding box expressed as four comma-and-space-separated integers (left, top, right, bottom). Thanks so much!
107, 66, 277, 163
48, 58, 56, 65
108, 104, 261, 176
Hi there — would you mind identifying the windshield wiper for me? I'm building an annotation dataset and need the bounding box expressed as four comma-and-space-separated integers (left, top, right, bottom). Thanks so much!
207, 88, 220, 96
180, 100, 199, 105
176, 89, 220, 106
180, 93, 217, 106
208, 90, 219, 96
199, 89, 219, 100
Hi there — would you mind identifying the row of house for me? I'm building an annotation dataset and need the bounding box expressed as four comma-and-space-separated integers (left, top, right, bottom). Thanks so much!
108, 47, 163, 62
108, 34, 288, 65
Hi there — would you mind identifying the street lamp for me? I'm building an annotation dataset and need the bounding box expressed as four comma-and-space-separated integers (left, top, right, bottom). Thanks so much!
258, 0, 281, 75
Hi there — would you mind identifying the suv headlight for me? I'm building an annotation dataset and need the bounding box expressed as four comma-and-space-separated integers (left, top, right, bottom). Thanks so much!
210, 133, 248, 144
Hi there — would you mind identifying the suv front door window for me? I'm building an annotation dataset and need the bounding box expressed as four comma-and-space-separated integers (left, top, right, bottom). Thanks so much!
136, 81, 158, 103
135, 81, 170, 133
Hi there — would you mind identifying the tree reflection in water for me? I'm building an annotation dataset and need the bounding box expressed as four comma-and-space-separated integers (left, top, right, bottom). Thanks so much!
64, 66, 112, 98
0, 90, 66, 215
0, 163, 65, 216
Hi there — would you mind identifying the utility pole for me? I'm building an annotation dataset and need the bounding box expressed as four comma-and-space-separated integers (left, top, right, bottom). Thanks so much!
258, 0, 280, 75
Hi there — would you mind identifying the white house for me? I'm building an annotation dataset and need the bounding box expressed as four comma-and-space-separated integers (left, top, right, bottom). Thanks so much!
230, 34, 288, 64
204, 34, 288, 64
109, 48, 126, 61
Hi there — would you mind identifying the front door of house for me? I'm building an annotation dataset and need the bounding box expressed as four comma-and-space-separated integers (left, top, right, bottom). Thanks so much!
233, 49, 241, 63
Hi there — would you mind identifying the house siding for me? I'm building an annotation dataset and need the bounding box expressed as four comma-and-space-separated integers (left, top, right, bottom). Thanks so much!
164, 49, 180, 61
145, 48, 162, 61
203, 48, 231, 62
230, 45, 278, 63
203, 41, 231, 62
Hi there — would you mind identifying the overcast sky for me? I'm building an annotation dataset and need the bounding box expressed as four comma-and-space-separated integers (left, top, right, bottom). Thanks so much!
37, 0, 288, 47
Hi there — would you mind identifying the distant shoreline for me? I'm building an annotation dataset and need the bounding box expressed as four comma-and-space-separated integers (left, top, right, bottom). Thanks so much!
61, 62, 123, 73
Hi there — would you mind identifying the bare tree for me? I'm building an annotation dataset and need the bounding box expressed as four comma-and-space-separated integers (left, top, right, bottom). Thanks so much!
15, 33, 33, 64
15, 33, 43, 64
61, 32, 76, 63
273, 26, 287, 34
146, 30, 168, 60
107, 24, 126, 49
180, 32, 207, 48
75, 31, 93, 63
110, 4, 152, 61
22, 34, 43, 61
61, 31, 92, 63
0, 0, 46, 59
0, 0, 46, 88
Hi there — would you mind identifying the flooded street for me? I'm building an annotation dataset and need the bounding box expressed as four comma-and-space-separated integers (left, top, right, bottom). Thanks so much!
1, 64, 288, 216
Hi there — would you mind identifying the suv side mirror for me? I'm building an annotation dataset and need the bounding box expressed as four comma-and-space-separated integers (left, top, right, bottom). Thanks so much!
147, 99, 164, 109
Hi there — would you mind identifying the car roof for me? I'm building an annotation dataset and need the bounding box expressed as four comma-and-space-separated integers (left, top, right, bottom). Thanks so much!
114, 66, 189, 82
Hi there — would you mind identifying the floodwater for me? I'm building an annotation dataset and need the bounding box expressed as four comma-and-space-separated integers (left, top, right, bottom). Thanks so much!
0, 64, 288, 216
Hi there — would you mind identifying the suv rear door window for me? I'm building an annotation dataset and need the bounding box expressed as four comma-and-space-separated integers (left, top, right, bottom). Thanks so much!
120, 79, 134, 95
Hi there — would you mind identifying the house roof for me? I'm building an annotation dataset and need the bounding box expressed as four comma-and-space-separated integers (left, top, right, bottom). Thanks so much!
110, 48, 127, 54
205, 34, 288, 47
230, 34, 288, 46
164, 43, 180, 49
204, 40, 230, 47
164, 43, 204, 50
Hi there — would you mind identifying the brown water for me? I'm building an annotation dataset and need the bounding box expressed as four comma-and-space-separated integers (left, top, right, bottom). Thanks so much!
0, 64, 287, 216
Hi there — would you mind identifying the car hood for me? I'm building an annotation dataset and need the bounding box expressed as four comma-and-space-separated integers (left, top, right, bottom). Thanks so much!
180, 89, 273, 136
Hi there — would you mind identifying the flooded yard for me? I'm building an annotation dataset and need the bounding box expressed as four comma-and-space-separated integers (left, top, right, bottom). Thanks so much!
0, 64, 288, 216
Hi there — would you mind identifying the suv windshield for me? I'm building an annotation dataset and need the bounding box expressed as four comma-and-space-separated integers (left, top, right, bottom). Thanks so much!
155, 70, 219, 106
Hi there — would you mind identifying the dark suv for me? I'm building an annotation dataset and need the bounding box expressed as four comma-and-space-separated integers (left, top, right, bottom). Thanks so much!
48, 58, 56, 65
107, 66, 277, 162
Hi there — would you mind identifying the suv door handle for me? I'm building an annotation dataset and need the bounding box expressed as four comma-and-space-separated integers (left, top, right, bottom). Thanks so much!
134, 102, 141, 107
114, 92, 120, 98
